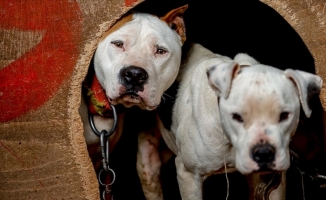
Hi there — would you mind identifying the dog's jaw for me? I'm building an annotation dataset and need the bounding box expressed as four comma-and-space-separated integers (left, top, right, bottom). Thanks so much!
109, 94, 158, 110
235, 152, 259, 174
272, 143, 291, 171
107, 83, 160, 110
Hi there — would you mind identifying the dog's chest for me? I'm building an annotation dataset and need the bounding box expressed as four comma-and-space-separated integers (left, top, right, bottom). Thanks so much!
192, 143, 236, 174
181, 124, 236, 173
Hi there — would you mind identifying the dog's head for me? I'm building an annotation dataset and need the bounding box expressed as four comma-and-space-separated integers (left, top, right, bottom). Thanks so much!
207, 54, 323, 174
93, 5, 187, 110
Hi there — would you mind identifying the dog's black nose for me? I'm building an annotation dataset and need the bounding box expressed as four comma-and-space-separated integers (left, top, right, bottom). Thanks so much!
120, 66, 148, 86
251, 143, 275, 168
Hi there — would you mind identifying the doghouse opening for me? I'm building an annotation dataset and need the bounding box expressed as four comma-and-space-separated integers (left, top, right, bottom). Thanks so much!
78, 0, 326, 199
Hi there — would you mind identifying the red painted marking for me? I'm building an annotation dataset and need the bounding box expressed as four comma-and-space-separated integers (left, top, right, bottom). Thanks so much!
125, 0, 138, 7
0, 141, 48, 192
0, 0, 82, 122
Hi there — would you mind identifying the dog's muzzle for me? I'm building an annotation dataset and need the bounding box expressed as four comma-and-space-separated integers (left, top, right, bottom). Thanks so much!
119, 66, 148, 93
251, 143, 275, 170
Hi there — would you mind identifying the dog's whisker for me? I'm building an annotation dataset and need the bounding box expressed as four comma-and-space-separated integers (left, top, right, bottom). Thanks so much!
161, 95, 166, 103
163, 93, 174, 100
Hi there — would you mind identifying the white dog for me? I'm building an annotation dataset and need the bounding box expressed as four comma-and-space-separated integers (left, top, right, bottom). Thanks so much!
158, 43, 322, 200
79, 5, 188, 200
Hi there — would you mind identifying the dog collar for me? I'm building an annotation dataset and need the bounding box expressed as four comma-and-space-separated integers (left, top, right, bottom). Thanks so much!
83, 74, 113, 117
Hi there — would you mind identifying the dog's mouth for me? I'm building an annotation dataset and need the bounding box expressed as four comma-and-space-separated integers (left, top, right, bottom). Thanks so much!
254, 167, 276, 174
121, 91, 141, 102
124, 91, 139, 98
109, 91, 158, 110
111, 92, 141, 104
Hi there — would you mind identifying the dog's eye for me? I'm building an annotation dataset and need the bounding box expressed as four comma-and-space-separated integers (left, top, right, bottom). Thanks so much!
232, 113, 243, 123
156, 49, 166, 54
279, 112, 289, 122
156, 46, 167, 55
111, 41, 124, 48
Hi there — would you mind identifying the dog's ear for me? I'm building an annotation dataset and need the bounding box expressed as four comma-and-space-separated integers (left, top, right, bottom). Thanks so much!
160, 5, 188, 44
233, 53, 259, 66
207, 62, 240, 99
284, 69, 323, 118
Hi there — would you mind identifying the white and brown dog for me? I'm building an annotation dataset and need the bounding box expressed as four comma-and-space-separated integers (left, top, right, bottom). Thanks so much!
158, 43, 323, 199
79, 5, 188, 200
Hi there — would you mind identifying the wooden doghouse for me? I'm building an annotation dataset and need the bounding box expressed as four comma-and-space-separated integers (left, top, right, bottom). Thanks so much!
0, 0, 325, 199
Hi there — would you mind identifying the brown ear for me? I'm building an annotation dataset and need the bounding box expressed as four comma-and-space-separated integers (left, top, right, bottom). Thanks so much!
160, 5, 188, 44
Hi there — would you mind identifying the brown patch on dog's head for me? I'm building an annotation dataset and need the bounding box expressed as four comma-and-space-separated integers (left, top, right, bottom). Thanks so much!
160, 5, 188, 44
99, 14, 133, 41
100, 5, 188, 44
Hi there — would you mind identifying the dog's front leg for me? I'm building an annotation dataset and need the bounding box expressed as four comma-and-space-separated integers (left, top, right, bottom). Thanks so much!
268, 172, 286, 200
137, 130, 163, 200
248, 172, 286, 200
175, 155, 203, 200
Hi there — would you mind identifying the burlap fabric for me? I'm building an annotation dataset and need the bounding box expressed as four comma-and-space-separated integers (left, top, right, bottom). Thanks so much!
0, 0, 142, 199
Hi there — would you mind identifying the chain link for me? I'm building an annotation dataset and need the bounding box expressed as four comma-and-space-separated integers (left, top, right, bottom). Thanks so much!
89, 104, 117, 137
89, 104, 118, 200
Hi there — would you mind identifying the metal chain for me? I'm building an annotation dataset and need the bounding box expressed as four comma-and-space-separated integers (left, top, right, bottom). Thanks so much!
89, 105, 117, 137
89, 104, 118, 200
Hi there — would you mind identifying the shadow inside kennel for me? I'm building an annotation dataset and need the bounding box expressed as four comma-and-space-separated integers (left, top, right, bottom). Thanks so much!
100, 0, 326, 199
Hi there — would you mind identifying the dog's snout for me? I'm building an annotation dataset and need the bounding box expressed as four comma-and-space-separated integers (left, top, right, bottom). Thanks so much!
121, 66, 148, 85
251, 143, 275, 168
